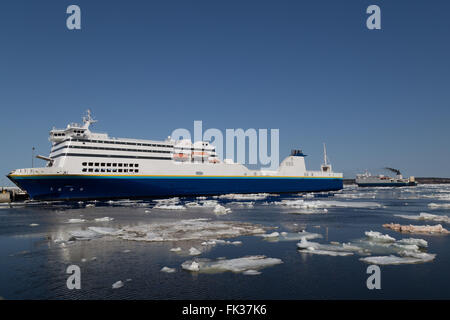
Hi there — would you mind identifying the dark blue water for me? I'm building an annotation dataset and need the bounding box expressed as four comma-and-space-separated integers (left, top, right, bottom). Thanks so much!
0, 184, 449, 299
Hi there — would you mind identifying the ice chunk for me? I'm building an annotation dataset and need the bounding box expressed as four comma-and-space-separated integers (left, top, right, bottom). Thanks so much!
160, 266, 176, 273
397, 238, 428, 248
29, 223, 39, 227
297, 238, 361, 256
94, 217, 114, 222
69, 230, 101, 240
189, 247, 202, 255
242, 270, 261, 275
181, 255, 282, 273
383, 223, 449, 234
428, 203, 450, 209
112, 281, 124, 289
218, 193, 270, 200
213, 204, 232, 215
260, 232, 280, 238
395, 213, 449, 223
183, 261, 200, 272
119, 219, 266, 242
365, 231, 396, 242
87, 227, 121, 235
360, 252, 436, 265
273, 199, 382, 209
170, 247, 182, 252
67, 218, 86, 223
154, 204, 186, 210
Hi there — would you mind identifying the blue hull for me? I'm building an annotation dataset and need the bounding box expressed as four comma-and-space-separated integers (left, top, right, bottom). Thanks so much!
8, 175, 343, 201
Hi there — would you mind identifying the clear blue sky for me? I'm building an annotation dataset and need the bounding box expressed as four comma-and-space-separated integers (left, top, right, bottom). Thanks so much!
1, 0, 449, 184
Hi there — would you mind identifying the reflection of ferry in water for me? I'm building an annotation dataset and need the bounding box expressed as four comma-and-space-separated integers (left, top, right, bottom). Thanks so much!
7, 111, 343, 200
356, 168, 417, 187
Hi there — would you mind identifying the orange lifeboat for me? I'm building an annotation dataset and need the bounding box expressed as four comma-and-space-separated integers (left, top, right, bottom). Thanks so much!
173, 153, 189, 160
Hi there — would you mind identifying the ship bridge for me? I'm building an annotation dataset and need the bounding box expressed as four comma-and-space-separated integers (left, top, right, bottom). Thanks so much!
49, 110, 107, 143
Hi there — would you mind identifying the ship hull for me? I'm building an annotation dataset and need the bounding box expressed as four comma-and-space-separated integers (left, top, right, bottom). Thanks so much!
8, 175, 343, 201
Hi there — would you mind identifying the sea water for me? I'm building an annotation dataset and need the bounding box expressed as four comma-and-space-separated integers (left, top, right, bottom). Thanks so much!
0, 184, 449, 299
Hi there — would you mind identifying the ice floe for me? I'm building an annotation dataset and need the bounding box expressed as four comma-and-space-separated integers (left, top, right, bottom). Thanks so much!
242, 270, 261, 275
67, 218, 86, 223
213, 204, 232, 215
396, 238, 428, 248
272, 199, 382, 209
154, 204, 186, 210
383, 223, 450, 234
364, 231, 396, 243
360, 252, 436, 265
160, 266, 176, 273
87, 227, 121, 235
112, 281, 124, 289
153, 198, 185, 210
296, 231, 434, 264
216, 193, 271, 200
65, 219, 265, 243
94, 217, 114, 222
260, 230, 322, 242
297, 238, 360, 256
189, 247, 202, 255
428, 202, 450, 209
118, 219, 266, 242
181, 255, 283, 274
69, 230, 103, 240
395, 213, 449, 223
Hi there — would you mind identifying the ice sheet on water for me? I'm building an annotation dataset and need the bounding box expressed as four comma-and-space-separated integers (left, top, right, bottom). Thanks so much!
272, 199, 382, 209
69, 230, 103, 240
296, 238, 361, 256
181, 255, 283, 273
112, 281, 124, 289
242, 270, 261, 275
185, 200, 219, 208
189, 247, 202, 255
87, 227, 121, 235
364, 231, 396, 242
154, 205, 186, 210
216, 193, 271, 200
396, 238, 428, 248
360, 252, 436, 265
119, 219, 266, 242
213, 204, 232, 215
94, 217, 114, 222
66, 219, 266, 244
153, 198, 184, 209
67, 218, 86, 223
428, 202, 450, 209
160, 267, 176, 273
383, 223, 450, 234
395, 212, 449, 223
260, 231, 322, 242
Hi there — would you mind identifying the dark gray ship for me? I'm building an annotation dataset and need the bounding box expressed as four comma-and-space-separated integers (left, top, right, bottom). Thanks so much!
355, 168, 417, 187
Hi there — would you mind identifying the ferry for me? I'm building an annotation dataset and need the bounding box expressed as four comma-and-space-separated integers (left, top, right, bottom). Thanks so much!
7, 111, 343, 200
355, 168, 417, 187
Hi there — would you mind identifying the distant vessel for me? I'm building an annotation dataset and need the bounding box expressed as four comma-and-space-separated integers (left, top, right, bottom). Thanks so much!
7, 111, 343, 200
355, 168, 417, 187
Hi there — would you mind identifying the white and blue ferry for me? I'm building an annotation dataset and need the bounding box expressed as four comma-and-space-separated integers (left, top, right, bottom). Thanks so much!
7, 111, 343, 200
